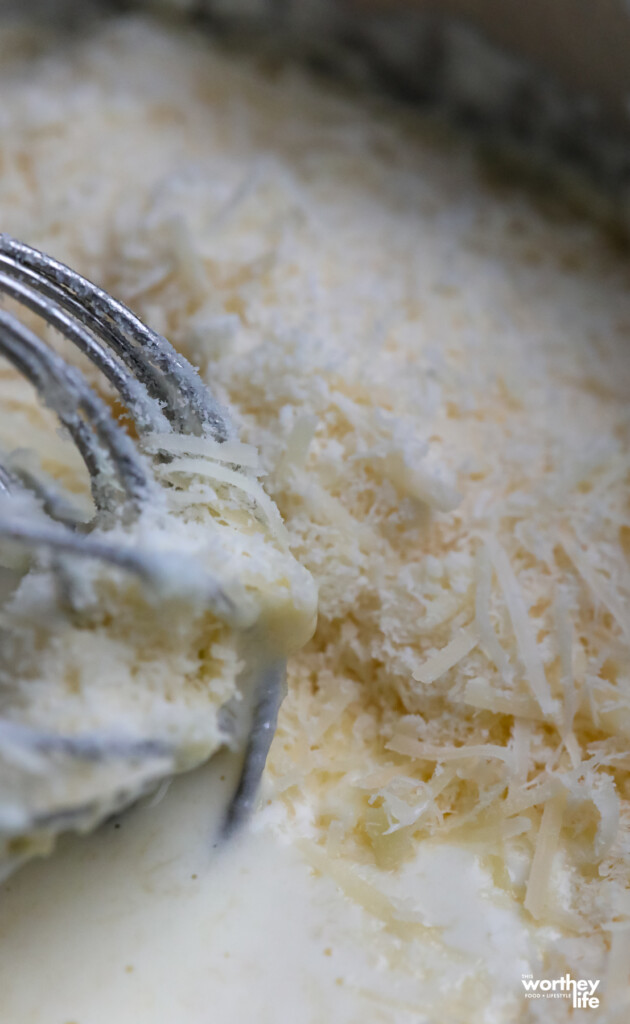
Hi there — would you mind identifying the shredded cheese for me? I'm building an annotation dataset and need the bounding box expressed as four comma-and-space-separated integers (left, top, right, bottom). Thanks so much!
562, 535, 630, 645
143, 432, 262, 470
486, 537, 556, 717
0, 12, 627, 1001
524, 790, 567, 921
412, 629, 477, 684
296, 839, 432, 942
158, 457, 288, 541
386, 736, 514, 765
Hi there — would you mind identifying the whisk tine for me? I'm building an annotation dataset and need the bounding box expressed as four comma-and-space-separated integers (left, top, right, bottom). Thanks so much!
0, 237, 284, 853
0, 518, 246, 626
6, 462, 86, 526
0, 310, 151, 513
0, 235, 232, 440
0, 462, 18, 494
0, 259, 178, 433
0, 269, 170, 435
0, 719, 174, 764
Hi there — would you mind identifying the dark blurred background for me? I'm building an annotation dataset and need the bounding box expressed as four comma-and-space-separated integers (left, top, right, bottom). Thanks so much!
2, 0, 630, 222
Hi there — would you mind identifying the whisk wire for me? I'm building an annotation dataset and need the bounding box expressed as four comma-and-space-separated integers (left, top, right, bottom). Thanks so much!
0, 234, 279, 842
0, 235, 231, 440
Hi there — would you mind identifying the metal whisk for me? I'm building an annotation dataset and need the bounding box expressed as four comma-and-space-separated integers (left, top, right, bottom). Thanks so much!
0, 233, 285, 855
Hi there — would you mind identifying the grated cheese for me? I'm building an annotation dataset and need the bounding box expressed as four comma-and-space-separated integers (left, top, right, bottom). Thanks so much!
143, 431, 262, 470
473, 543, 512, 683
0, 12, 627, 1012
485, 537, 556, 718
458, 677, 544, 720
561, 534, 630, 645
296, 839, 432, 942
412, 628, 477, 684
553, 587, 582, 769
524, 789, 567, 921
386, 735, 514, 765
157, 456, 288, 541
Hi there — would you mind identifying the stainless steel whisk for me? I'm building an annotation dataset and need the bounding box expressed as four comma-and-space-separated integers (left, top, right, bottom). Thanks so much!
0, 233, 283, 837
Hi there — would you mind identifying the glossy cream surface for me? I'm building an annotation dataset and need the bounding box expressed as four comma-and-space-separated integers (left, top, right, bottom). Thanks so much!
0, 754, 532, 1024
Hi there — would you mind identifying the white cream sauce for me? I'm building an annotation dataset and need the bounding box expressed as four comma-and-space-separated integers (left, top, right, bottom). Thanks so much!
0, 753, 533, 1024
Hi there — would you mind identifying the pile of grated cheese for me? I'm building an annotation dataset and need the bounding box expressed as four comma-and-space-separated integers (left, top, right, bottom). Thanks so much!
0, 12, 629, 1000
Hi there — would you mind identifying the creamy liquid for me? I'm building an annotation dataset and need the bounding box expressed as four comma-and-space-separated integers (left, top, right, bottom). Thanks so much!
0, 756, 532, 1024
